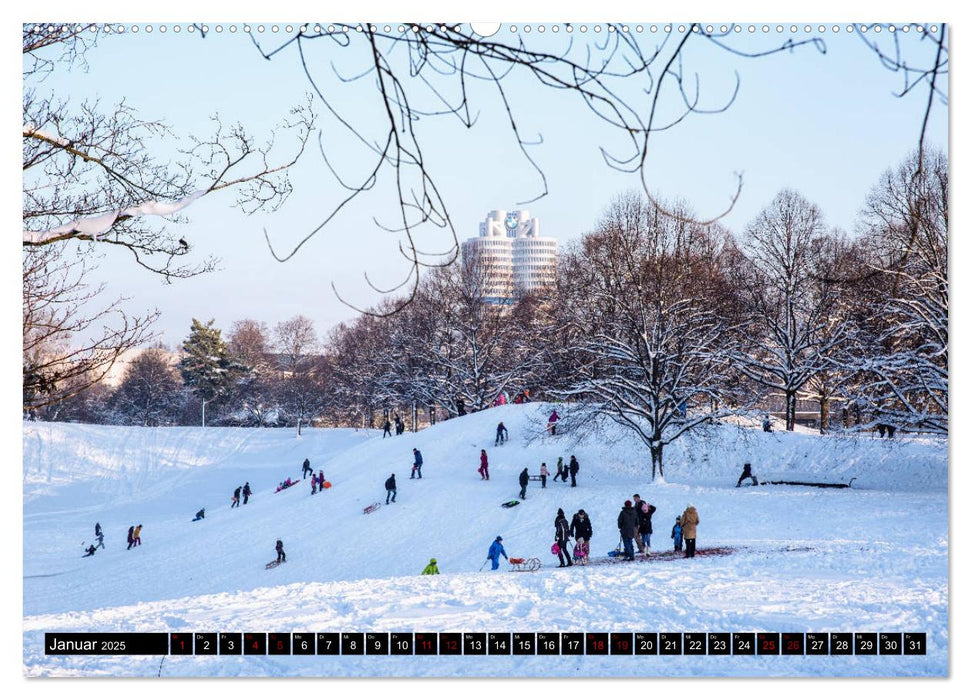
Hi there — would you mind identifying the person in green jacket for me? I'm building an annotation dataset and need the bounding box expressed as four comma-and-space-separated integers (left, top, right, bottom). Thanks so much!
421, 558, 440, 575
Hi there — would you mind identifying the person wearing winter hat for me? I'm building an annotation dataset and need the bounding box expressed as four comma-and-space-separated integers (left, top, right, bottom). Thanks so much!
554, 508, 572, 567
671, 515, 684, 553
421, 558, 440, 575
487, 536, 508, 571
617, 500, 639, 561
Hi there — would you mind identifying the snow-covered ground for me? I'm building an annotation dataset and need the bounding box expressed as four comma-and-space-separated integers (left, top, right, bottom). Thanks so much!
22, 404, 948, 676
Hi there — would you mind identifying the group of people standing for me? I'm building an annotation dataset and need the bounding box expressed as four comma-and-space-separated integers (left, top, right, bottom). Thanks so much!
231, 482, 252, 507
382, 414, 406, 438
615, 496, 700, 560
552, 507, 593, 567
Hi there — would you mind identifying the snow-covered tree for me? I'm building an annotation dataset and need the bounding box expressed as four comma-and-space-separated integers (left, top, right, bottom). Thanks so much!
178, 319, 243, 424
557, 193, 746, 479
852, 150, 948, 434
22, 25, 313, 413
734, 190, 848, 431
110, 346, 184, 426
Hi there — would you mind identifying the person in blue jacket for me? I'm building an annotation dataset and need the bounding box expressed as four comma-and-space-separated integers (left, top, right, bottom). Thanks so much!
411, 448, 424, 479
487, 536, 508, 571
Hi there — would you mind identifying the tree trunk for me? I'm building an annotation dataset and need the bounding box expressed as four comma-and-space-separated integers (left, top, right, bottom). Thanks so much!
650, 443, 664, 480
785, 391, 796, 431
819, 396, 829, 435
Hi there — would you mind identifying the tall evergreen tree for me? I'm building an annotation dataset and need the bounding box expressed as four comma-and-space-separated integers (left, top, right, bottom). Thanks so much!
178, 319, 242, 423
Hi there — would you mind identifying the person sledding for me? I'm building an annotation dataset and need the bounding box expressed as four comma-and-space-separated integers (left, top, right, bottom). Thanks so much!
192, 508, 205, 521
82, 544, 97, 558
487, 536, 508, 571
736, 462, 759, 487
421, 558, 440, 575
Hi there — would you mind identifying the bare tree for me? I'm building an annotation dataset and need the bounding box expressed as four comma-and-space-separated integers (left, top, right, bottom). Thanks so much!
273, 315, 318, 376
23, 244, 156, 411
556, 193, 746, 479
228, 319, 272, 373
734, 190, 847, 431
22, 24, 315, 413
852, 149, 947, 434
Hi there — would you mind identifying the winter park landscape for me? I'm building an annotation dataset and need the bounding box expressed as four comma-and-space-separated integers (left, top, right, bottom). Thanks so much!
23, 404, 947, 676
21, 20, 951, 681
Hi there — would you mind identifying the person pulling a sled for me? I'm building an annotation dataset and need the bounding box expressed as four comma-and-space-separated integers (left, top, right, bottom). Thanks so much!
487, 536, 508, 571
736, 462, 759, 487
275, 539, 286, 564
421, 558, 440, 575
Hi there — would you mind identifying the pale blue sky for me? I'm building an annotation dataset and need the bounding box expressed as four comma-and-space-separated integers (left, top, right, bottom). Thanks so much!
26, 23, 948, 347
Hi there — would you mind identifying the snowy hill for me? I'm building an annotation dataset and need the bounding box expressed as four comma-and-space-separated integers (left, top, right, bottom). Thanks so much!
22, 404, 948, 676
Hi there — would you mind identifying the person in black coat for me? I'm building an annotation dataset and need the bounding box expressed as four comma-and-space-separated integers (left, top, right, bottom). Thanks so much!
385, 474, 397, 504
242, 482, 252, 504
637, 501, 657, 555
736, 463, 758, 487
275, 539, 286, 564
554, 508, 573, 567
569, 456, 580, 487
518, 467, 529, 500
617, 501, 638, 561
570, 509, 593, 543
126, 525, 135, 550
383, 419, 392, 438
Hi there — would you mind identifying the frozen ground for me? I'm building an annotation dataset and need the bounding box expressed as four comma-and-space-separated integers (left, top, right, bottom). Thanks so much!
22, 404, 948, 676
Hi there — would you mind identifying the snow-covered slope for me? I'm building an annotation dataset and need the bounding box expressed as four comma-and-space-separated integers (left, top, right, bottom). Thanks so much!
22, 404, 948, 677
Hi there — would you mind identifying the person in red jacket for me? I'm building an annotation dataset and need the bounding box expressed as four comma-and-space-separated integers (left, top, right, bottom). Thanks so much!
478, 449, 490, 480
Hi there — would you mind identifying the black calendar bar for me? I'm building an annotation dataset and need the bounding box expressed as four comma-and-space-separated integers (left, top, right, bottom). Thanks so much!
45, 633, 169, 655
42, 631, 928, 655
